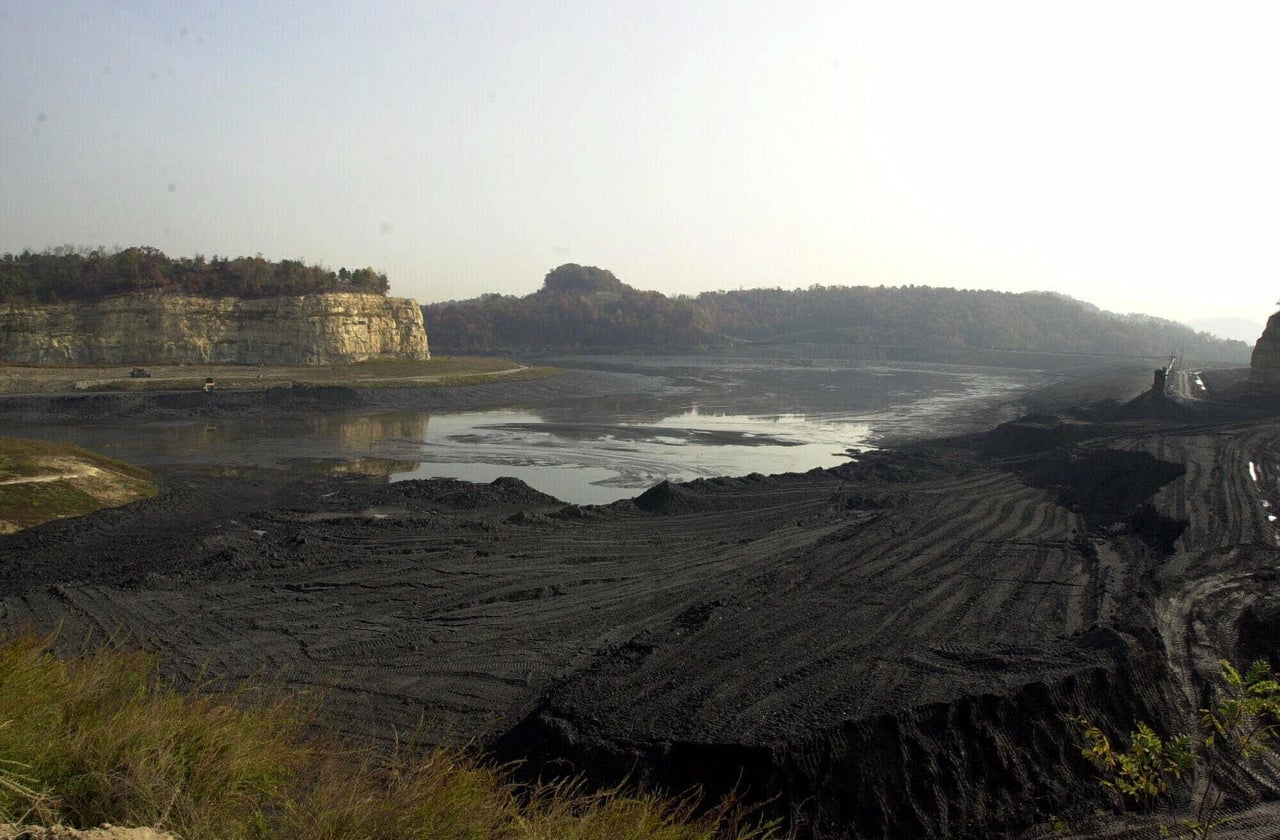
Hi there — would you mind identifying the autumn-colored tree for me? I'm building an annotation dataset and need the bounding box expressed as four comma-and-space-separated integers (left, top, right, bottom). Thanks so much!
0, 248, 392, 302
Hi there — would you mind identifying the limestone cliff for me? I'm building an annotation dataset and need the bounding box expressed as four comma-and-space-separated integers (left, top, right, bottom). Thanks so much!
1250, 311, 1280, 385
0, 292, 429, 365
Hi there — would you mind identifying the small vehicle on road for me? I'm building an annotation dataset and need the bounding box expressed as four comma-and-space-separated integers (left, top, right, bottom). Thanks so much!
129, 368, 151, 378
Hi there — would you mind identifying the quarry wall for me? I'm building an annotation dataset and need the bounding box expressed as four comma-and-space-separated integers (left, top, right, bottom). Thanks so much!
1250, 311, 1280, 385
0, 292, 430, 365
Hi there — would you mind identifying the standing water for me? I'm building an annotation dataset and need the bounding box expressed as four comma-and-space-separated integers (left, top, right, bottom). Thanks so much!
5, 357, 1048, 504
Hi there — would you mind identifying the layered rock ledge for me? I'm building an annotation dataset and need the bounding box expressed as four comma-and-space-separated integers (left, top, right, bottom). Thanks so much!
1249, 310, 1280, 385
0, 292, 429, 365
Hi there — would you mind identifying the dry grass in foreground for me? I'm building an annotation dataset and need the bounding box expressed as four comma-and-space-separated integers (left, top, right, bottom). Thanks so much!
0, 633, 783, 840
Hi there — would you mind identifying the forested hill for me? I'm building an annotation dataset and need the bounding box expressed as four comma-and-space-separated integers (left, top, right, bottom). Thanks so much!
423, 264, 1253, 363
0, 247, 390, 303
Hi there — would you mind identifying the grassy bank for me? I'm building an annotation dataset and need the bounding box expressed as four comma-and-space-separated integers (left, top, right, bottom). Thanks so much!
0, 439, 156, 534
0, 634, 781, 840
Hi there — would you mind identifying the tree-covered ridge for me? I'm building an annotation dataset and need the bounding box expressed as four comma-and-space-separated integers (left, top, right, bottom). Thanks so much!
423, 264, 1253, 362
0, 247, 390, 304
541, 263, 628, 295
426, 264, 714, 352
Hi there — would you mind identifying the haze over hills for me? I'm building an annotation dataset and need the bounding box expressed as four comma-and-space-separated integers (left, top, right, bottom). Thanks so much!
423, 264, 1254, 363
0, 250, 1256, 365
1188, 315, 1268, 344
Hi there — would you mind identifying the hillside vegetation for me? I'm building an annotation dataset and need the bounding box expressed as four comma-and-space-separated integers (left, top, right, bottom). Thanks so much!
423, 264, 1252, 362
0, 247, 389, 304
0, 633, 778, 840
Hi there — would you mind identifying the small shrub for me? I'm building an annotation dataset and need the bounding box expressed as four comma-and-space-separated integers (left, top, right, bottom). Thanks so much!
1073, 658, 1280, 838
1074, 719, 1194, 812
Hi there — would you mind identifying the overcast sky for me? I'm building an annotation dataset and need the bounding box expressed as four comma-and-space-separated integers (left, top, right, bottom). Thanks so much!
3, 1, 1278, 333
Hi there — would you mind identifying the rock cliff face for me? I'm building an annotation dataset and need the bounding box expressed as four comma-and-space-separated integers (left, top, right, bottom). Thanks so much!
0, 292, 429, 365
1250, 311, 1280, 385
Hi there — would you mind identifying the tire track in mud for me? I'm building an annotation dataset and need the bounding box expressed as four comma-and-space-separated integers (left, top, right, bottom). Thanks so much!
1136, 422, 1280, 835
1148, 426, 1279, 677
514, 465, 1101, 744
0, 470, 871, 741
1, 459, 1087, 746
483, 417, 1280, 838
7, 409, 1280, 838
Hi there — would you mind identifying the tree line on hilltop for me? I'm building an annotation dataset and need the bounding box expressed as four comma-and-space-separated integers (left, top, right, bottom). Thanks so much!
0, 246, 390, 304
423, 264, 1252, 362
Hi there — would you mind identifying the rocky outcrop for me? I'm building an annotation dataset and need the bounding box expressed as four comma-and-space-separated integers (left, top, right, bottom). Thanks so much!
1249, 311, 1280, 385
0, 292, 429, 365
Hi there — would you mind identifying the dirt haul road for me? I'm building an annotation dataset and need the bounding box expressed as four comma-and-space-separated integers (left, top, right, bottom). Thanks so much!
2, 383, 1280, 837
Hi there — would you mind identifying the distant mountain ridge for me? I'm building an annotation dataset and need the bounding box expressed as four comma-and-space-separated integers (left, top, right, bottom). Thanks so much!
423, 264, 1252, 364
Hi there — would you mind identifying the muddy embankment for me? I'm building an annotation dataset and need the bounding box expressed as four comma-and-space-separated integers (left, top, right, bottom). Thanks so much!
2, 368, 1280, 837
0, 368, 650, 423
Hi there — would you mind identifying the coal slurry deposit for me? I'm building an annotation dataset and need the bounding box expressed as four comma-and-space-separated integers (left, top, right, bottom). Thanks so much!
4, 360, 1280, 838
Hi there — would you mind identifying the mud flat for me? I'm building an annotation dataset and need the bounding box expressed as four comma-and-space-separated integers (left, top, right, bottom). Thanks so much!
3, 368, 1280, 837
0, 366, 649, 424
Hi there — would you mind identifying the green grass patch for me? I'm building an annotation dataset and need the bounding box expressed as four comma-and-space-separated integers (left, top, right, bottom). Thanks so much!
0, 455, 46, 482
0, 438, 157, 532
0, 633, 783, 840
0, 438, 152, 482
0, 481, 106, 529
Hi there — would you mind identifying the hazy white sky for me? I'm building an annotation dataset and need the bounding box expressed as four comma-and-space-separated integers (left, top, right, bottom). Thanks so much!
3, 1, 1279, 330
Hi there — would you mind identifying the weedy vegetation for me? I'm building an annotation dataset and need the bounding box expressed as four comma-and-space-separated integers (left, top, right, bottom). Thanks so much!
1072, 659, 1280, 839
0, 632, 782, 840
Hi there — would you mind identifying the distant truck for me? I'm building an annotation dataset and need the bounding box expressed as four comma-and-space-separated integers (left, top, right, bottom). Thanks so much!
129, 368, 151, 378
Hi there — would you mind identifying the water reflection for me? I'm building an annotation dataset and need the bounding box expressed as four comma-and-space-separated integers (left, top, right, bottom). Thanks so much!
3, 360, 1046, 505
290, 458, 421, 478
9, 414, 430, 473
196, 459, 421, 479
391, 407, 874, 504
4, 405, 872, 505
